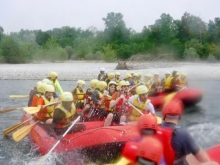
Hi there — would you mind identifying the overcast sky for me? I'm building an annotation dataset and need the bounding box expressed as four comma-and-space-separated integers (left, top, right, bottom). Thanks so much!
1, 0, 220, 34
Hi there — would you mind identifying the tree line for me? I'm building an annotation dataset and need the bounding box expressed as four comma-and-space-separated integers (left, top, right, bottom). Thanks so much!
0, 12, 220, 63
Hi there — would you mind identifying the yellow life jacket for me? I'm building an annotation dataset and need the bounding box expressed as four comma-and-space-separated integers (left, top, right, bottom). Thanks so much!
145, 81, 151, 90
55, 104, 76, 128
96, 90, 105, 109
179, 79, 187, 87
115, 79, 120, 86
37, 95, 55, 120
134, 80, 139, 85
164, 76, 173, 89
130, 95, 150, 121
75, 88, 85, 102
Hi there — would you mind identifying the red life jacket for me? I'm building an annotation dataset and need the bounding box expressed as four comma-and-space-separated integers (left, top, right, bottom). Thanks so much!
155, 125, 176, 165
115, 92, 131, 113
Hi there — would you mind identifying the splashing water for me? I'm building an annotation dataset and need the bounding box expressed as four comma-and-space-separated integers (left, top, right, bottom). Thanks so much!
188, 123, 220, 149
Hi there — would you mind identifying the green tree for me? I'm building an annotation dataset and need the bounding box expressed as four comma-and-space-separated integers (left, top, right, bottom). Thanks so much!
35, 30, 50, 46
102, 12, 131, 59
0, 26, 3, 41
0, 36, 27, 63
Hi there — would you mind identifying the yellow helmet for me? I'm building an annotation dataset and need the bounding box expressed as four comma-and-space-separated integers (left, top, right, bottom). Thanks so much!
154, 73, 159, 76
180, 72, 187, 78
97, 81, 107, 91
42, 78, 53, 85
133, 73, 138, 77
165, 71, 171, 75
145, 74, 153, 78
108, 73, 115, 80
48, 72, 58, 80
108, 80, 116, 88
119, 80, 129, 87
136, 85, 149, 95
90, 79, 99, 88
60, 92, 73, 102
77, 80, 86, 87
175, 72, 180, 76
44, 84, 55, 94
115, 72, 120, 76
125, 73, 132, 79
137, 72, 142, 77
36, 81, 42, 87
36, 82, 47, 93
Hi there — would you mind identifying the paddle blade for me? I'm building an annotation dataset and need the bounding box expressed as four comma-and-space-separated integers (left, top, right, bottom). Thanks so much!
0, 108, 20, 114
3, 122, 24, 135
156, 116, 162, 124
23, 107, 41, 114
12, 123, 36, 142
9, 95, 29, 98
164, 92, 176, 103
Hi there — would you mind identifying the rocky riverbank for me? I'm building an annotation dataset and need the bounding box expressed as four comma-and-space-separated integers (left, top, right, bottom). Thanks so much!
0, 61, 219, 81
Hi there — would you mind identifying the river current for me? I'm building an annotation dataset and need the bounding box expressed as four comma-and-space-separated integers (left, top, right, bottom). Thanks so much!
0, 79, 220, 165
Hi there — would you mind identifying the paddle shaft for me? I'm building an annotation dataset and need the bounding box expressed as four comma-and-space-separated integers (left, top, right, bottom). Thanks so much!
128, 81, 143, 92
3, 117, 32, 135
128, 102, 143, 115
0, 108, 20, 114
46, 116, 81, 155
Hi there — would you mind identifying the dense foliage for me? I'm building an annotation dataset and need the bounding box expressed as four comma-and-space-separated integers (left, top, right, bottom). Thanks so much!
0, 12, 220, 63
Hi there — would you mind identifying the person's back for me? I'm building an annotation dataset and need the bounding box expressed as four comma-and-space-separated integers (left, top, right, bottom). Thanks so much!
157, 99, 211, 165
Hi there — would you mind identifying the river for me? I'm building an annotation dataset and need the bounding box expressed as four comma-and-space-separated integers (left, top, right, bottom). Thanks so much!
0, 77, 220, 164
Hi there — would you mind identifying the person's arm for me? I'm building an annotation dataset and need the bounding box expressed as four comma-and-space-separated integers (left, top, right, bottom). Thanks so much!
110, 93, 125, 108
194, 148, 210, 163
146, 102, 155, 115
55, 80, 63, 94
91, 91, 99, 105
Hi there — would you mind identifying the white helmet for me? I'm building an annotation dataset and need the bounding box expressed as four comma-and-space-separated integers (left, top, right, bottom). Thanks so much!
100, 68, 106, 72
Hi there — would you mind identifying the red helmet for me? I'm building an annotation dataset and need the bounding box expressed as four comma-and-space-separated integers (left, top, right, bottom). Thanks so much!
136, 137, 163, 164
162, 99, 183, 119
137, 114, 158, 135
122, 141, 138, 162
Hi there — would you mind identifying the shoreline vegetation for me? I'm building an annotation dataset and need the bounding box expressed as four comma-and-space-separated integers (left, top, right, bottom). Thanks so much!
0, 12, 220, 65
0, 61, 219, 81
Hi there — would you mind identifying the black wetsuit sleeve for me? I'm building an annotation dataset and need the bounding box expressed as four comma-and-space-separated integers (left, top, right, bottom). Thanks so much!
91, 91, 99, 105
53, 108, 66, 125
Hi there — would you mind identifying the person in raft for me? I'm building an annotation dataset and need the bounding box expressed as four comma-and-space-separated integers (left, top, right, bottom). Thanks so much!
97, 67, 108, 81
127, 85, 155, 121
35, 84, 57, 123
72, 80, 86, 110
46, 92, 85, 139
47, 71, 63, 95
157, 99, 212, 165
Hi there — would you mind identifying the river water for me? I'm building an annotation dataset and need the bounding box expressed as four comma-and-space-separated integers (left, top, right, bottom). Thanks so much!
0, 79, 220, 165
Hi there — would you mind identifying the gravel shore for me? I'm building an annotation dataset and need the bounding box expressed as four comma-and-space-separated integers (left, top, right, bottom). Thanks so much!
0, 61, 219, 81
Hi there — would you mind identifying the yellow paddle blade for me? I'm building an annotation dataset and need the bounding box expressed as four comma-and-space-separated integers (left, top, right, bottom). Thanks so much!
156, 116, 162, 124
9, 95, 29, 98
3, 122, 24, 135
164, 92, 176, 103
23, 107, 41, 114
106, 157, 131, 165
0, 108, 20, 114
12, 123, 37, 142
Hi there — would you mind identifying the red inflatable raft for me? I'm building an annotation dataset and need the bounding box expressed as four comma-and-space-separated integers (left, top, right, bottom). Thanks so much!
149, 88, 203, 109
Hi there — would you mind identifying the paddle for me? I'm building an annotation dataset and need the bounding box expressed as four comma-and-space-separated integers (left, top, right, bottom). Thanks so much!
12, 121, 39, 142
3, 117, 32, 135
36, 116, 81, 164
9, 95, 29, 98
23, 101, 59, 114
0, 107, 21, 114
128, 81, 143, 92
127, 102, 162, 124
